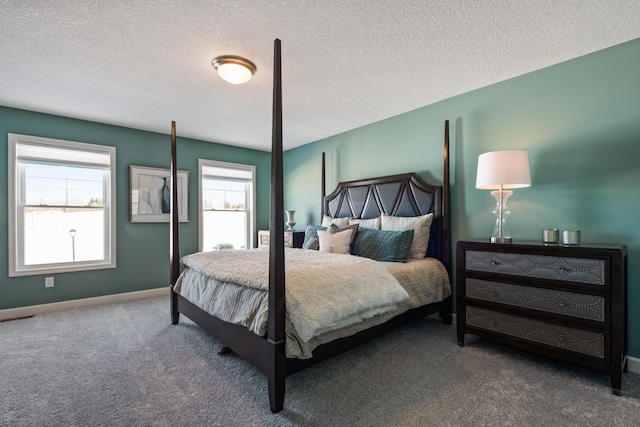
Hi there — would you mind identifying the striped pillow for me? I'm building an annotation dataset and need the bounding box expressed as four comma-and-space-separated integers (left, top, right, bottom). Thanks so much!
352, 227, 414, 262
302, 224, 326, 250
328, 223, 359, 248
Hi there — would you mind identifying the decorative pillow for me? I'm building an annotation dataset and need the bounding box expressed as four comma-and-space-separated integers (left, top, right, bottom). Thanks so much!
352, 227, 414, 262
328, 223, 359, 248
349, 216, 381, 230
317, 229, 353, 254
302, 224, 327, 250
321, 215, 352, 228
381, 213, 433, 259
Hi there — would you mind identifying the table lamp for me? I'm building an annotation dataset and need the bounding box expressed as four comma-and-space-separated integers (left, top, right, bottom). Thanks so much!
476, 150, 531, 243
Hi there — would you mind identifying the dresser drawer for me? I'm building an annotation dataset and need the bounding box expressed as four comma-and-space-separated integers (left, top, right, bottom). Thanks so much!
465, 306, 605, 359
259, 232, 270, 247
466, 278, 606, 322
258, 230, 303, 248
465, 250, 606, 286
259, 231, 292, 246
457, 240, 627, 394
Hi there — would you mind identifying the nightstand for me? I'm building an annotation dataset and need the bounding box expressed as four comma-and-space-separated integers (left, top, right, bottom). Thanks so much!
456, 239, 627, 394
258, 230, 304, 248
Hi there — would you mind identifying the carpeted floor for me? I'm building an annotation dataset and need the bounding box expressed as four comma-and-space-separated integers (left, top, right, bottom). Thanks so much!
1, 295, 639, 427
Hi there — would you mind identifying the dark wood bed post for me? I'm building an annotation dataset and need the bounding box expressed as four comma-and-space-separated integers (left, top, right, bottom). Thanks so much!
170, 121, 180, 325
321, 152, 326, 218
442, 119, 451, 273
267, 38, 286, 413
440, 119, 452, 324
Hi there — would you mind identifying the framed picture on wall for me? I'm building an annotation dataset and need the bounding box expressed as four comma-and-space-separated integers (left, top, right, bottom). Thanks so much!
130, 165, 189, 222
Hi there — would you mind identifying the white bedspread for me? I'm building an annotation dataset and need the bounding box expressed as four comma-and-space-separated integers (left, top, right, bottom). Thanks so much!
179, 248, 409, 343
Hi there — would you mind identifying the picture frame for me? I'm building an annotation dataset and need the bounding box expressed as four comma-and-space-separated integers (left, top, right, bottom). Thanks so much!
130, 165, 189, 222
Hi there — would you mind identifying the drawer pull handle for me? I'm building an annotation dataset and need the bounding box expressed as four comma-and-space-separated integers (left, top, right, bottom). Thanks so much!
558, 334, 566, 342
490, 318, 498, 326
559, 267, 572, 273
491, 261, 500, 266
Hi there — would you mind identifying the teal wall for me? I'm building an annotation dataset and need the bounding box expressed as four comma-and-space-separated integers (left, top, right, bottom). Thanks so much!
0, 107, 271, 310
284, 38, 640, 357
2, 38, 639, 358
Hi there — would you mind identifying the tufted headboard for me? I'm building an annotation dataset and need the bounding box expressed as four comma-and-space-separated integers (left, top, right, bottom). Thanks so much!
319, 121, 451, 273
323, 172, 446, 261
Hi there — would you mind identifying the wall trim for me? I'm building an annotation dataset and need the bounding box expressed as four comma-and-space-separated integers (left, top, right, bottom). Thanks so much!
626, 356, 640, 375
0, 287, 169, 321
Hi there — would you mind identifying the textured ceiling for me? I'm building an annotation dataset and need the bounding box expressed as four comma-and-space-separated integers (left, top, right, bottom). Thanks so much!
1, 1, 639, 151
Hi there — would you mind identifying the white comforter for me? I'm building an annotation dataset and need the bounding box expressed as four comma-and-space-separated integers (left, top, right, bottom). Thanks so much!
178, 248, 409, 342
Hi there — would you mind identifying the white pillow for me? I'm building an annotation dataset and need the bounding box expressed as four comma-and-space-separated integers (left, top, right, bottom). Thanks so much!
349, 216, 381, 230
321, 215, 352, 228
317, 229, 353, 254
381, 213, 433, 259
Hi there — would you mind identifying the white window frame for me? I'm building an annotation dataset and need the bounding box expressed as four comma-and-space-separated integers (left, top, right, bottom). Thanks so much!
198, 159, 256, 252
8, 133, 116, 276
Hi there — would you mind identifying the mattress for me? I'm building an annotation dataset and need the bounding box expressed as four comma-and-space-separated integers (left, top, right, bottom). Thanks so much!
175, 249, 450, 359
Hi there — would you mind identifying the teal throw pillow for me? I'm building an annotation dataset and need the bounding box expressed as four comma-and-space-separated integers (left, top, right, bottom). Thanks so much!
352, 227, 414, 262
302, 224, 327, 250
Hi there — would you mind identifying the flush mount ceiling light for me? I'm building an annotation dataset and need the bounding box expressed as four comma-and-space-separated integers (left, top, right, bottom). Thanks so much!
212, 55, 257, 84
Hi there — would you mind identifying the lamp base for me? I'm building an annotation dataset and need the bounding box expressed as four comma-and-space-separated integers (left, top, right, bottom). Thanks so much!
489, 189, 513, 244
490, 236, 513, 244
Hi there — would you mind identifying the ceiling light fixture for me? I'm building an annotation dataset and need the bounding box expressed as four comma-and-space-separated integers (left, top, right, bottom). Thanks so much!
212, 55, 257, 84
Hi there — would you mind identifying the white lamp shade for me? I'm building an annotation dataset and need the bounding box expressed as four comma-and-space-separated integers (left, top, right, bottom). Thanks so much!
476, 150, 531, 190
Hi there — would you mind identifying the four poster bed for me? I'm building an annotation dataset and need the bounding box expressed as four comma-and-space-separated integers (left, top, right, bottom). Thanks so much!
169, 39, 452, 413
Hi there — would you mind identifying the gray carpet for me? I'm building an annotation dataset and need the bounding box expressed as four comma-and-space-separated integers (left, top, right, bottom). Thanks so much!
1, 295, 639, 427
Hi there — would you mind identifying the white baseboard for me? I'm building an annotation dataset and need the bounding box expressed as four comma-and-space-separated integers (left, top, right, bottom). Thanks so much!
626, 356, 640, 374
0, 287, 169, 321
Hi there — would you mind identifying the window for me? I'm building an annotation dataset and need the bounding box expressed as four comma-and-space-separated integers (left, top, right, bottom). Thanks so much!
8, 134, 116, 276
199, 159, 255, 251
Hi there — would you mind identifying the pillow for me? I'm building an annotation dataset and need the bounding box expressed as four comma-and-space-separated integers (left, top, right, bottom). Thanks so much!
381, 213, 433, 259
321, 215, 352, 228
352, 227, 414, 262
349, 216, 381, 230
328, 223, 359, 248
317, 229, 353, 254
302, 224, 326, 250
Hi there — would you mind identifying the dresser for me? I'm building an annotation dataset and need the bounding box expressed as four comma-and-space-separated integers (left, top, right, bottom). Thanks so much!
456, 239, 627, 394
258, 230, 304, 248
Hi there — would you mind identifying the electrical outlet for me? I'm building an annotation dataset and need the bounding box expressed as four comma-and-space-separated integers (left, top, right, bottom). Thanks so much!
45, 277, 54, 288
